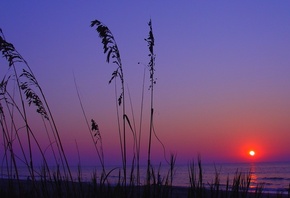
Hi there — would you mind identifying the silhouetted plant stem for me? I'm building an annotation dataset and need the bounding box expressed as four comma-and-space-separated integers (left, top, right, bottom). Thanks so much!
20, 47, 75, 185
126, 85, 139, 188
114, 79, 125, 177
91, 119, 105, 172
1, 30, 74, 194
91, 20, 127, 187
12, 60, 36, 188
41, 115, 57, 171
0, 115, 21, 191
73, 73, 105, 173
4, 90, 52, 180
145, 19, 156, 186
38, 83, 75, 187
136, 63, 146, 186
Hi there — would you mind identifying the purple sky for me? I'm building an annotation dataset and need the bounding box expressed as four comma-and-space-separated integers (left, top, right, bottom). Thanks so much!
1, 1, 290, 166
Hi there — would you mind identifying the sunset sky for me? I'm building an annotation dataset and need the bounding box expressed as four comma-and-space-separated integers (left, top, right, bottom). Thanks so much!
1, 1, 290, 166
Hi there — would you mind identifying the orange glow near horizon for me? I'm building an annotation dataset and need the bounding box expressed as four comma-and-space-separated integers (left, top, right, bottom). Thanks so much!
238, 142, 264, 162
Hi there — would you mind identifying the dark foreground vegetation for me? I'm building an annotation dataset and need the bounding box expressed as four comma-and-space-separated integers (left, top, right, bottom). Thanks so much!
1, 160, 290, 198
1, 20, 290, 197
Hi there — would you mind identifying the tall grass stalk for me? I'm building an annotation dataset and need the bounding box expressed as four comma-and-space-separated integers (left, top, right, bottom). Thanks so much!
188, 155, 205, 197
1, 30, 40, 191
73, 74, 105, 173
1, 29, 74, 194
145, 19, 156, 186
136, 63, 146, 187
209, 164, 221, 198
91, 19, 128, 186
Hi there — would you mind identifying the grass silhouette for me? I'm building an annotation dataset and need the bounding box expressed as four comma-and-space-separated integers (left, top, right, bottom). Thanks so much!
1, 21, 290, 197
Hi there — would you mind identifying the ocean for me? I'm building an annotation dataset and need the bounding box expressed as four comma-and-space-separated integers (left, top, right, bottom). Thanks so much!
72, 161, 290, 194
171, 161, 290, 194
2, 161, 290, 194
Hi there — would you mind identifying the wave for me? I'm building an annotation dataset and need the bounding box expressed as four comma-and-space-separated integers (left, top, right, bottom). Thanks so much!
261, 177, 290, 181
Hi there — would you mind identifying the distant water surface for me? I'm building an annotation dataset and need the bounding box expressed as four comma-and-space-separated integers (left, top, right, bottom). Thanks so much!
67, 161, 290, 194
171, 161, 290, 194
2, 161, 290, 194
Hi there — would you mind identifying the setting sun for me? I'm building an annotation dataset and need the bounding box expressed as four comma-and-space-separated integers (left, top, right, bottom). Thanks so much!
249, 150, 255, 156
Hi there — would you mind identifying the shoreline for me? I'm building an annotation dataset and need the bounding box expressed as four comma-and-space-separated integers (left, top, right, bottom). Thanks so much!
0, 178, 289, 198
